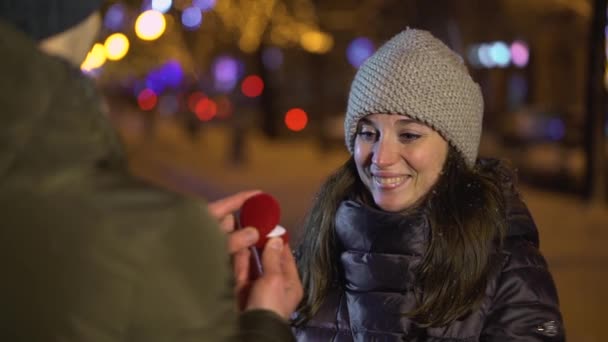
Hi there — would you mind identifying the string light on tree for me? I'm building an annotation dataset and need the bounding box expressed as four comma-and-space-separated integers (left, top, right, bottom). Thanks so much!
137, 88, 158, 111
135, 10, 167, 41
181, 6, 203, 30
151, 0, 173, 13
195, 98, 218, 121
285, 108, 308, 131
241, 75, 264, 98
81, 43, 107, 71
104, 33, 130, 61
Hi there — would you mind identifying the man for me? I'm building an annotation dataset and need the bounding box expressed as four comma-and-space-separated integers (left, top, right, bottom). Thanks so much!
0, 1, 301, 341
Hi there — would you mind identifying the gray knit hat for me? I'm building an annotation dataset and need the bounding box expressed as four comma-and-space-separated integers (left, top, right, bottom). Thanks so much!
345, 28, 484, 167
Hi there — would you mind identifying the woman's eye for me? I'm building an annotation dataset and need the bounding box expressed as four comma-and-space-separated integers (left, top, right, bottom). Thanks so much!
400, 132, 421, 141
357, 130, 377, 141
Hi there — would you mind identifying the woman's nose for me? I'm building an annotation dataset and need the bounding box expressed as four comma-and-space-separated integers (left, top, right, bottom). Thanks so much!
371, 137, 399, 167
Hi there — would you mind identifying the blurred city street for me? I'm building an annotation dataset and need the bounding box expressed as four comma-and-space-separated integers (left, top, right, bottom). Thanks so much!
117, 115, 607, 342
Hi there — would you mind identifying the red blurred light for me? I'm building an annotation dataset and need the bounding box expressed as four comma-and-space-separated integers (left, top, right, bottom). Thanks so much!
137, 88, 157, 111
188, 91, 206, 112
285, 108, 308, 131
215, 96, 233, 119
241, 75, 264, 98
195, 98, 217, 121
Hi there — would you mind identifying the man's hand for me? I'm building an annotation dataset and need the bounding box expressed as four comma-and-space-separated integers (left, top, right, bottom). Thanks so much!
207, 190, 261, 292
245, 238, 304, 320
207, 190, 303, 320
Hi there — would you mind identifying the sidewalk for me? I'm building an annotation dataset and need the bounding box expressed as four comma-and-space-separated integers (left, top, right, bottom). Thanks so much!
120, 116, 607, 342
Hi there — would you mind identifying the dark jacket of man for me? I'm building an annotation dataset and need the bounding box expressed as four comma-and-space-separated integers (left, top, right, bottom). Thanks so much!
0, 20, 293, 342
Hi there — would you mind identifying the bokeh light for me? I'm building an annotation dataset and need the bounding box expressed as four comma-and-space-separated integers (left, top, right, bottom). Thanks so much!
510, 40, 530, 67
547, 118, 565, 141
347, 37, 375, 68
241, 75, 264, 98
193, 0, 216, 11
146, 60, 184, 93
262, 47, 284, 70
285, 108, 308, 131
182, 6, 203, 30
300, 31, 334, 54
195, 98, 218, 121
467, 44, 482, 68
104, 33, 130, 61
104, 3, 127, 31
137, 88, 158, 111
213, 55, 241, 92
81, 43, 107, 71
151, 0, 172, 13
477, 44, 495, 68
489, 41, 510, 67
135, 10, 167, 41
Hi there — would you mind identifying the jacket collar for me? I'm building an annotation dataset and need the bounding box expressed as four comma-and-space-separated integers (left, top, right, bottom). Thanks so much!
335, 200, 429, 256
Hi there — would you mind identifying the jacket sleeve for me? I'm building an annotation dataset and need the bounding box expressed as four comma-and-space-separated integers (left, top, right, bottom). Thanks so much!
480, 239, 565, 341
239, 310, 296, 342
117, 182, 295, 342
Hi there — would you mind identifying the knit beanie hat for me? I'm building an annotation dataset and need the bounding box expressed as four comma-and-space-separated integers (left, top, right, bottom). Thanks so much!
344, 28, 484, 167
0, 0, 103, 41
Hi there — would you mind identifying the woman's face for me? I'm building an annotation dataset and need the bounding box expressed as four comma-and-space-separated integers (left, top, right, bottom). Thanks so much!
354, 113, 449, 212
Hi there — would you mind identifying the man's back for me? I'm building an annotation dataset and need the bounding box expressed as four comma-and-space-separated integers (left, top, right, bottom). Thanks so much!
0, 20, 293, 342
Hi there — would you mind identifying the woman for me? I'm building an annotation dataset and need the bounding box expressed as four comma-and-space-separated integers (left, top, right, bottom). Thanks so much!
293, 28, 564, 341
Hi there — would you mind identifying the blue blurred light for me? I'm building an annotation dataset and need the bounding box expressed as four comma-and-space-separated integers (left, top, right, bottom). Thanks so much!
477, 44, 495, 68
347, 37, 375, 68
145, 60, 184, 94
489, 41, 510, 67
104, 3, 127, 31
181, 6, 203, 30
467, 45, 482, 68
547, 118, 565, 141
152, 0, 172, 13
213, 56, 240, 92
262, 47, 284, 70
146, 70, 167, 94
193, 0, 216, 11
161, 60, 184, 87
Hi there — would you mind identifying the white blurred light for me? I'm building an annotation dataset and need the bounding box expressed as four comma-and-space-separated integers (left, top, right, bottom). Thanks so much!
135, 10, 166, 41
151, 0, 172, 13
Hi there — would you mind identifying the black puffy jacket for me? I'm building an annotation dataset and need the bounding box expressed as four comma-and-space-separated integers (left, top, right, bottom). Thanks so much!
294, 188, 564, 341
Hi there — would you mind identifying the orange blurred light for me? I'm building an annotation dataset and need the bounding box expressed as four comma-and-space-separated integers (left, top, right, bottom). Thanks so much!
137, 88, 157, 111
195, 98, 217, 121
285, 108, 308, 131
241, 75, 264, 98
104, 33, 130, 61
188, 91, 206, 112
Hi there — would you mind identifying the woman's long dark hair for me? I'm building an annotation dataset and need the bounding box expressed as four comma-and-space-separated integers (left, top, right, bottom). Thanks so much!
294, 146, 509, 327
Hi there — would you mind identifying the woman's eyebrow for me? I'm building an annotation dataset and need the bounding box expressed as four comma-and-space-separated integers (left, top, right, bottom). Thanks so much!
395, 118, 419, 126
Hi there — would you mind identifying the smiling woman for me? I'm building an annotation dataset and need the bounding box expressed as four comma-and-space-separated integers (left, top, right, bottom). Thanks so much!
354, 114, 449, 212
293, 28, 565, 341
